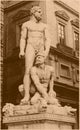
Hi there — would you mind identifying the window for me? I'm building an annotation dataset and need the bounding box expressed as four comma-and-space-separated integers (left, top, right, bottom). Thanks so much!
73, 29, 79, 57
58, 23, 65, 45
71, 19, 79, 57
74, 31, 79, 51
60, 64, 71, 79
55, 10, 69, 46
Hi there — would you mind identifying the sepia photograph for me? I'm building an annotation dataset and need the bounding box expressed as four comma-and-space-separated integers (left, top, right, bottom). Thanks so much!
0, 0, 79, 129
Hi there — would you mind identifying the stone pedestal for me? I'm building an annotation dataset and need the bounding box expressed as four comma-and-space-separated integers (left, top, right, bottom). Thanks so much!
3, 113, 76, 130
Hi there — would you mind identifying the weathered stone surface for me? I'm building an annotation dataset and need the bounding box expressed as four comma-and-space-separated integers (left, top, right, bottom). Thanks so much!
3, 112, 76, 130
3, 102, 76, 117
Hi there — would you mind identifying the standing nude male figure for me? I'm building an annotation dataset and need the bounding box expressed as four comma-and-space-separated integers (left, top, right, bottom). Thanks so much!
19, 6, 51, 104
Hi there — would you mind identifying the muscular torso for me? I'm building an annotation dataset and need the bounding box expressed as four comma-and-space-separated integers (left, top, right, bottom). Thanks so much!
27, 21, 44, 37
23, 21, 46, 51
26, 21, 45, 37
35, 65, 53, 90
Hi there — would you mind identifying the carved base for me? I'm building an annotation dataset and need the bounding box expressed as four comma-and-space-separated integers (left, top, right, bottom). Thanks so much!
3, 113, 76, 130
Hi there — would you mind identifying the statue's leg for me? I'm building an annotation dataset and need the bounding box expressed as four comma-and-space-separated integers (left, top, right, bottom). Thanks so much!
21, 44, 35, 104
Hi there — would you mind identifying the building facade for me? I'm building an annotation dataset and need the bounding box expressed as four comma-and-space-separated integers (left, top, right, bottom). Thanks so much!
0, 1, 4, 129
1, 0, 79, 129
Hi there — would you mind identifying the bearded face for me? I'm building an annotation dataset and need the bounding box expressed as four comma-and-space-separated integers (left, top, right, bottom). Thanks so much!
35, 55, 45, 65
34, 9, 42, 21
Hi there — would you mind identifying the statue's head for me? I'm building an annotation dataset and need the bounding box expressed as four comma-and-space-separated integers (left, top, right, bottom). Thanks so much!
30, 6, 42, 21
35, 51, 45, 65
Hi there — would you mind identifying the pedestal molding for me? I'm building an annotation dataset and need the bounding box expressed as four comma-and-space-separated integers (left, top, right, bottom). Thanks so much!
3, 113, 76, 124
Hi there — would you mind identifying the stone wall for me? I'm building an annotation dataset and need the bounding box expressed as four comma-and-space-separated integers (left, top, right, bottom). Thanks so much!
0, 1, 4, 129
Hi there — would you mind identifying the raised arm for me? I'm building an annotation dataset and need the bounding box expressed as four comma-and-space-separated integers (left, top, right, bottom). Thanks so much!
19, 23, 27, 58
44, 25, 51, 58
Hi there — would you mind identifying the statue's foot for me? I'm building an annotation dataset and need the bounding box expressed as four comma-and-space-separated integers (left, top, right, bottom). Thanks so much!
41, 99, 47, 108
20, 97, 29, 105
48, 97, 61, 106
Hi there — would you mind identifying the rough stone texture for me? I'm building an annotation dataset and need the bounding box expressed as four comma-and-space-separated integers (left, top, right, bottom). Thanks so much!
2, 103, 76, 118
0, 1, 4, 129
3, 103, 76, 130
60, 0, 79, 11
3, 113, 76, 130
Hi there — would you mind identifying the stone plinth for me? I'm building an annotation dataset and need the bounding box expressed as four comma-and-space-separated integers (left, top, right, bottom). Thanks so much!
3, 113, 76, 130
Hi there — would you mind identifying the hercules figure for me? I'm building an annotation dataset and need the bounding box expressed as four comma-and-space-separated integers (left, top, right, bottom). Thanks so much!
19, 6, 51, 104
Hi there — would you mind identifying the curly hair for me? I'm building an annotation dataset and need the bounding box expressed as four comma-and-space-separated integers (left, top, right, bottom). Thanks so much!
30, 5, 42, 15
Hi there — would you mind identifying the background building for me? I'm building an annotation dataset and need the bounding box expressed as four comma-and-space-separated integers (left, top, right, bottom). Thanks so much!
1, 0, 79, 129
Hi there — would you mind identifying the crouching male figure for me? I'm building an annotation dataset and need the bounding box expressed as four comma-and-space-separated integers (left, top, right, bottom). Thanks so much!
30, 52, 60, 106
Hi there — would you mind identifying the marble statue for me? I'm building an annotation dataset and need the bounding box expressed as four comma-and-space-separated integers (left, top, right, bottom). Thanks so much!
30, 51, 60, 107
2, 6, 77, 119
19, 5, 51, 104
2, 52, 77, 116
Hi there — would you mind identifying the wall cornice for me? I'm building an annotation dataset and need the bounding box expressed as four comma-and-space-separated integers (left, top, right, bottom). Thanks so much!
4, 1, 31, 13
54, 0, 79, 17
50, 46, 79, 64
54, 81, 79, 92
55, 10, 70, 21
71, 18, 79, 28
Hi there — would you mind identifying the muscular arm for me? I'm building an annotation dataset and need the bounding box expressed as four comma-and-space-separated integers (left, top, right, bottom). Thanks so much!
44, 25, 51, 57
19, 23, 27, 54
